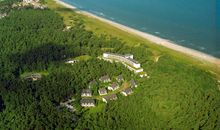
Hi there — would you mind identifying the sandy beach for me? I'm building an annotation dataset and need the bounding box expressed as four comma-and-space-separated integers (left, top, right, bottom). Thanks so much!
55, 0, 220, 66
55, 0, 76, 9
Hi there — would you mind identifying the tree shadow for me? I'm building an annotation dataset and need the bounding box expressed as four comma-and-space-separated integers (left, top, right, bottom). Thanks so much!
9, 43, 79, 76
0, 95, 4, 112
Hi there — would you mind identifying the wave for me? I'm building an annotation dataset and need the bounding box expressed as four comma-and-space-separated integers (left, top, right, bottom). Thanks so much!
109, 17, 115, 20
66, 1, 83, 9
188, 43, 195, 46
212, 51, 220, 55
90, 10, 106, 17
198, 46, 206, 50
179, 40, 186, 43
141, 27, 147, 30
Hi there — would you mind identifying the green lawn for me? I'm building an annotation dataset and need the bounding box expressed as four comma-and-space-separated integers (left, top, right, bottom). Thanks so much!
87, 102, 106, 113
74, 55, 92, 61
20, 71, 49, 79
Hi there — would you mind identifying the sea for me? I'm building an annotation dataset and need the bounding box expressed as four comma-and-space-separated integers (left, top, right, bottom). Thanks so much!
62, 0, 220, 58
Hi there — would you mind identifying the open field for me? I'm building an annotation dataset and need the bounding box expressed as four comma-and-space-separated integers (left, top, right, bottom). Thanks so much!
20, 71, 49, 79
74, 55, 92, 61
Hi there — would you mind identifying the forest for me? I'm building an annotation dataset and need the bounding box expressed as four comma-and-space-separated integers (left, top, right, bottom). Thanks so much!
0, 0, 220, 129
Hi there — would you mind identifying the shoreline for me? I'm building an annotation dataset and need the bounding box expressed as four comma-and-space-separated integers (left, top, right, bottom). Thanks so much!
55, 0, 220, 66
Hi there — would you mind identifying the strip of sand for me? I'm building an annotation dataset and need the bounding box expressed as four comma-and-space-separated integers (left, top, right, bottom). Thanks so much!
55, 0, 220, 66
55, 0, 76, 9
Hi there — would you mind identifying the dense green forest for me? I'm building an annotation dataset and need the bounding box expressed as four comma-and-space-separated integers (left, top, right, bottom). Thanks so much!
0, 1, 220, 129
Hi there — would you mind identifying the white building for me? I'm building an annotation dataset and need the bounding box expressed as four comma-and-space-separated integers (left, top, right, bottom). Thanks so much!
126, 65, 144, 73
102, 53, 149, 78
121, 88, 133, 96
65, 60, 79, 64
80, 98, 95, 107
24, 73, 42, 81
81, 89, 92, 97
116, 75, 124, 82
99, 75, 111, 83
98, 88, 107, 95
23, 0, 32, 3
102, 94, 117, 103
130, 79, 138, 88
107, 83, 119, 91
23, 0, 39, 3
103, 53, 141, 68
140, 73, 148, 78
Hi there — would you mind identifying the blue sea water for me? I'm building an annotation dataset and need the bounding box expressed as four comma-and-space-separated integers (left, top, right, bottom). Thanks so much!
62, 0, 220, 58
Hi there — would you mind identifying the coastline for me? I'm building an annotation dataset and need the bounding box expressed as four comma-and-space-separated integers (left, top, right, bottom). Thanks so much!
55, 0, 76, 9
55, 0, 220, 66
